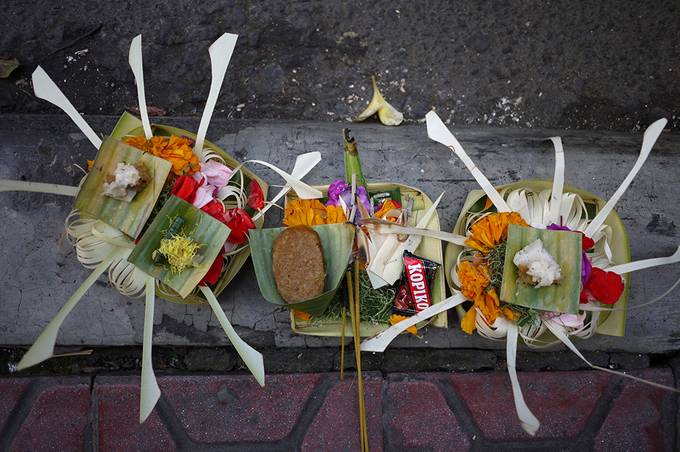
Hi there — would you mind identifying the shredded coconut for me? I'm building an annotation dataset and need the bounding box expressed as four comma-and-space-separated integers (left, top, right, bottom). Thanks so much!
513, 238, 562, 288
103, 163, 141, 201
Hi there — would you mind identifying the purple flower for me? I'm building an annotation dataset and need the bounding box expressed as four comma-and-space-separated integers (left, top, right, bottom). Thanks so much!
193, 160, 233, 191
582, 251, 592, 284
355, 186, 371, 214
325, 179, 371, 214
325, 179, 349, 206
547, 223, 570, 231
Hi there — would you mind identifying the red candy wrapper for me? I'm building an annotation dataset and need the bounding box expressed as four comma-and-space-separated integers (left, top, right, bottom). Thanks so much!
392, 251, 440, 316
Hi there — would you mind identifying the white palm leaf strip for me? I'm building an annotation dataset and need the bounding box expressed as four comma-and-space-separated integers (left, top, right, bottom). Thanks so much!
0, 180, 79, 196
252, 151, 322, 222
199, 286, 265, 386
66, 211, 147, 296
607, 245, 680, 275
128, 35, 153, 140
367, 192, 444, 288
584, 118, 667, 238
140, 275, 161, 423
227, 159, 323, 200
505, 321, 540, 435
361, 292, 467, 352
544, 320, 679, 392
17, 247, 127, 370
32, 66, 102, 150
362, 219, 467, 245
425, 111, 510, 212
547, 137, 565, 225
194, 33, 238, 160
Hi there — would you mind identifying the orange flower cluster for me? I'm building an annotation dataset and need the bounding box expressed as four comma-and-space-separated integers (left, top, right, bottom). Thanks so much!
465, 212, 527, 254
124, 135, 200, 176
457, 260, 502, 334
283, 199, 346, 227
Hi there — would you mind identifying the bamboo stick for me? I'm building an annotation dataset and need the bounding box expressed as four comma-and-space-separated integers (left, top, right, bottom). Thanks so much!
354, 262, 369, 451
340, 305, 346, 381
347, 272, 368, 452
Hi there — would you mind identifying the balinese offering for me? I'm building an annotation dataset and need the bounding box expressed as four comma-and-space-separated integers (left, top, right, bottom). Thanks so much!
249, 129, 448, 450
361, 111, 680, 435
0, 33, 321, 423
251, 129, 447, 336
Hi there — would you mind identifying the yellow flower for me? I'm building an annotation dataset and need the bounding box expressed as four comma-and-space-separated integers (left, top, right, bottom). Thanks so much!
124, 135, 200, 176
465, 212, 528, 254
284, 199, 347, 227
389, 314, 418, 336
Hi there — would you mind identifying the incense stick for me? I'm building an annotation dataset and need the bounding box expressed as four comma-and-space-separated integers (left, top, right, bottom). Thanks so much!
354, 262, 369, 451
340, 305, 347, 381
347, 271, 368, 452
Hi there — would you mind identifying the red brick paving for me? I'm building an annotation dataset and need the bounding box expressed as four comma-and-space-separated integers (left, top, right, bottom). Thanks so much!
160, 374, 321, 443
384, 377, 470, 451
448, 371, 612, 439
594, 369, 675, 452
96, 377, 176, 452
0, 380, 30, 432
301, 373, 384, 452
10, 379, 90, 452
0, 369, 677, 451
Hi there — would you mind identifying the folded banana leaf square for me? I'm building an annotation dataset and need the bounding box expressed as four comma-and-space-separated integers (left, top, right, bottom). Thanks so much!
74, 136, 172, 238
249, 223, 355, 316
128, 196, 230, 298
500, 224, 582, 314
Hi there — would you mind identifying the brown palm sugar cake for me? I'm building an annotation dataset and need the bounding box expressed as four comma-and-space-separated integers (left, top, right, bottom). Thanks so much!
272, 226, 326, 302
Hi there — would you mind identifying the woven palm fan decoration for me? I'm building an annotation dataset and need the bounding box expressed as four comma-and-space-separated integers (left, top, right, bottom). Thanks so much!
361, 111, 680, 435
0, 33, 322, 423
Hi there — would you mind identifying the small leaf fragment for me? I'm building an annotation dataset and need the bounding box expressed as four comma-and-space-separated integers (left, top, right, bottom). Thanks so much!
354, 76, 403, 126
0, 58, 19, 78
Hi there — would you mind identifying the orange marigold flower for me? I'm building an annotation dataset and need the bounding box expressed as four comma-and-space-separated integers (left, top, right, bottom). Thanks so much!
502, 305, 516, 321
458, 260, 503, 334
124, 135, 200, 176
465, 212, 528, 254
284, 199, 347, 227
374, 200, 401, 222
389, 314, 418, 336
457, 260, 489, 301
325, 204, 347, 224
460, 288, 502, 334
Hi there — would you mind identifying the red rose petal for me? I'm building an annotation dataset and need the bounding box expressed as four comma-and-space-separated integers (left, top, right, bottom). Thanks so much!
247, 180, 265, 210
199, 254, 223, 286
171, 175, 199, 204
581, 235, 595, 251
586, 267, 624, 305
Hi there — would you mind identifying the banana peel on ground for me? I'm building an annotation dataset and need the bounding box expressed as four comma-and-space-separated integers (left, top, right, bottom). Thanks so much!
354, 76, 404, 126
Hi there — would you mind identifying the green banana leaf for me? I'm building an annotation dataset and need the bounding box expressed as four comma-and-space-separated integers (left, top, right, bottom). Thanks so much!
501, 224, 582, 314
128, 196, 230, 299
444, 179, 631, 337
249, 223, 356, 316
109, 112, 269, 304
74, 137, 171, 239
